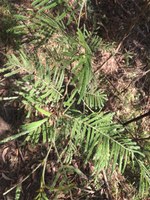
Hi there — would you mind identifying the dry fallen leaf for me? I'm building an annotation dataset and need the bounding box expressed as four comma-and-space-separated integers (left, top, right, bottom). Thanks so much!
101, 51, 119, 74
0, 117, 11, 135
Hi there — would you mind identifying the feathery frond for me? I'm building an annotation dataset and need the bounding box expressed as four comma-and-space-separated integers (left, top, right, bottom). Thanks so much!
63, 112, 143, 177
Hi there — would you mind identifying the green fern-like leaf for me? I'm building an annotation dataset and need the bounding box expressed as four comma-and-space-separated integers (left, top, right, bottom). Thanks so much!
64, 112, 143, 176
84, 90, 107, 110
15, 185, 22, 200
137, 160, 150, 197
6, 51, 64, 109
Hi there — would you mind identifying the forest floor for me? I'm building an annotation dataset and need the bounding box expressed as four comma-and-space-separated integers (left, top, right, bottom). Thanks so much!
0, 0, 150, 199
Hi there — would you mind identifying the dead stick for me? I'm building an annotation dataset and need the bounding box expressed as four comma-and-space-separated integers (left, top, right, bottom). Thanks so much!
123, 110, 150, 126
